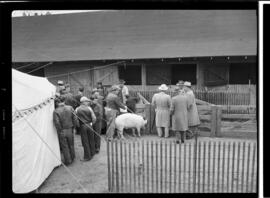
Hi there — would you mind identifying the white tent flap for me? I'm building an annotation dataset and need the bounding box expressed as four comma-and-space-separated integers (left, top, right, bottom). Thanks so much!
12, 69, 61, 193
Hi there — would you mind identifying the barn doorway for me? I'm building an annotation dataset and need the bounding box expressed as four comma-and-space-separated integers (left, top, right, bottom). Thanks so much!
171, 64, 197, 85
118, 65, 142, 85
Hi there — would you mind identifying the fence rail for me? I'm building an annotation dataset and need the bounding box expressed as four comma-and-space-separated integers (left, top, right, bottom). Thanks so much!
107, 139, 257, 193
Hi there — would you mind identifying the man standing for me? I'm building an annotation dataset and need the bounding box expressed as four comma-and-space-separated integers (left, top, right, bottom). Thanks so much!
183, 81, 200, 138
171, 89, 191, 144
126, 95, 139, 113
118, 79, 129, 104
53, 96, 78, 165
151, 84, 171, 138
56, 80, 65, 96
74, 87, 84, 108
105, 85, 126, 139
75, 97, 97, 161
90, 95, 103, 154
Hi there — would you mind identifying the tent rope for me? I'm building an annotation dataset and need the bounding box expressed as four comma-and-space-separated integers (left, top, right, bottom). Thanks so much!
13, 105, 89, 193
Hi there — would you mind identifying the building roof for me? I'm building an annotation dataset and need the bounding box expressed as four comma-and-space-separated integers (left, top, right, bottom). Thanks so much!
12, 10, 257, 62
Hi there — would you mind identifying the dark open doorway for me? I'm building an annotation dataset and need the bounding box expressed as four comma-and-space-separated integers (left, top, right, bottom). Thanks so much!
171, 64, 197, 85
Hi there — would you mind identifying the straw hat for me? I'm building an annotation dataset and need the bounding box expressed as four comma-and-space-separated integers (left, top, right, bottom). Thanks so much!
80, 96, 91, 103
119, 79, 126, 84
111, 85, 120, 91
158, 84, 168, 91
183, 81, 192, 87
57, 80, 64, 85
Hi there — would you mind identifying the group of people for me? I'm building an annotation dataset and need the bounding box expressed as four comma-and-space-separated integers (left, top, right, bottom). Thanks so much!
52, 79, 136, 165
152, 81, 200, 144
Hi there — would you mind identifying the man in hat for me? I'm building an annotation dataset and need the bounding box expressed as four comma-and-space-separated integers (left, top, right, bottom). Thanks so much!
75, 96, 97, 161
53, 96, 78, 165
56, 80, 65, 96
118, 79, 129, 104
105, 85, 126, 139
170, 88, 191, 144
183, 81, 200, 138
74, 87, 84, 109
151, 84, 171, 138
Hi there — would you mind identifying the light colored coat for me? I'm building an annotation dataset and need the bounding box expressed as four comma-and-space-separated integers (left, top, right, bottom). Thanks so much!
171, 93, 191, 131
186, 90, 200, 126
152, 92, 171, 128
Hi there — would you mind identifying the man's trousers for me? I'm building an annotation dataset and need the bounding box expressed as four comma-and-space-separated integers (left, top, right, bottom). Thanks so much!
80, 123, 95, 160
58, 128, 75, 165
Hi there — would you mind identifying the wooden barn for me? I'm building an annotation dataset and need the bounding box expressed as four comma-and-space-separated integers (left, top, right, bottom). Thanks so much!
12, 10, 257, 94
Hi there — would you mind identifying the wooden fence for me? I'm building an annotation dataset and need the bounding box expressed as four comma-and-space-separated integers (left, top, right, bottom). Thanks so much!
130, 90, 253, 106
136, 104, 257, 139
107, 139, 257, 193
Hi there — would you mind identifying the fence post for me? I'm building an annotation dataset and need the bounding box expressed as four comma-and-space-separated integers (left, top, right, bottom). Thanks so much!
145, 104, 151, 134
216, 106, 222, 137
210, 105, 217, 137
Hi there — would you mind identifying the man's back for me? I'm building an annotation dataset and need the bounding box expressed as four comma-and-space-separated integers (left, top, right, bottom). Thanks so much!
53, 104, 76, 131
106, 92, 125, 111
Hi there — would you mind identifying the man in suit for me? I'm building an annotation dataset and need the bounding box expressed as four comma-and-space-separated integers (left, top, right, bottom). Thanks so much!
183, 81, 200, 139
53, 96, 78, 165
171, 89, 192, 144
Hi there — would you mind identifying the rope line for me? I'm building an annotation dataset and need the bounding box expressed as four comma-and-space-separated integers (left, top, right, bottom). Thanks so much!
13, 105, 89, 193
46, 61, 126, 79
27, 62, 53, 74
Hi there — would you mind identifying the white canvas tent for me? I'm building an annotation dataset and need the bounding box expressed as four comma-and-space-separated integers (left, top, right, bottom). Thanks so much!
12, 69, 61, 193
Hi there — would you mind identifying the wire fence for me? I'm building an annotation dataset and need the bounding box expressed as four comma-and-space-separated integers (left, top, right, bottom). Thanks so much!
107, 139, 257, 193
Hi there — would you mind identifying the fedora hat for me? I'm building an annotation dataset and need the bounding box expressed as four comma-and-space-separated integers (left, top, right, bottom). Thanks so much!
80, 96, 91, 103
119, 79, 126, 84
176, 80, 184, 86
183, 81, 192, 87
158, 84, 168, 91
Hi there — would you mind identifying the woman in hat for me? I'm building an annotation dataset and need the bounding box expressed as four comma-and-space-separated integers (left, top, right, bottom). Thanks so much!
151, 84, 171, 138
183, 81, 200, 138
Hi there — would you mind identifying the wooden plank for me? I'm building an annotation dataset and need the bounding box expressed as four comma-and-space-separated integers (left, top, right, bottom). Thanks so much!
211, 105, 217, 137
197, 105, 211, 111
144, 104, 151, 134
199, 115, 211, 121
216, 106, 222, 137
222, 114, 256, 120
219, 131, 257, 139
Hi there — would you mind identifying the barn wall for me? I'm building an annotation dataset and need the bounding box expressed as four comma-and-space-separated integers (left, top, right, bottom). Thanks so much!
44, 61, 119, 94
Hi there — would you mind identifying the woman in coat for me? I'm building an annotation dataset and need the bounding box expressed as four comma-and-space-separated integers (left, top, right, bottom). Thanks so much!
151, 84, 171, 138
171, 89, 192, 143
183, 82, 200, 137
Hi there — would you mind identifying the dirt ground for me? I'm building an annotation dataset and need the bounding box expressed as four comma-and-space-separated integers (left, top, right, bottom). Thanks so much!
37, 134, 257, 193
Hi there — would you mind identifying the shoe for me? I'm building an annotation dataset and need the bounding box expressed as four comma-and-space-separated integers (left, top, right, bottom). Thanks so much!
96, 150, 100, 154
181, 140, 185, 143
176, 140, 180, 144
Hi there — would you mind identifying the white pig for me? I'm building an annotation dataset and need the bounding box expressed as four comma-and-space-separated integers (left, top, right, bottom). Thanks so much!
115, 113, 147, 138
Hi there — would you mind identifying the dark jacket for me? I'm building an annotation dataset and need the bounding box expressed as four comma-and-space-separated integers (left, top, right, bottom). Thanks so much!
53, 104, 78, 133
63, 92, 77, 109
126, 97, 137, 113
90, 101, 102, 120
106, 92, 126, 112
75, 104, 97, 125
